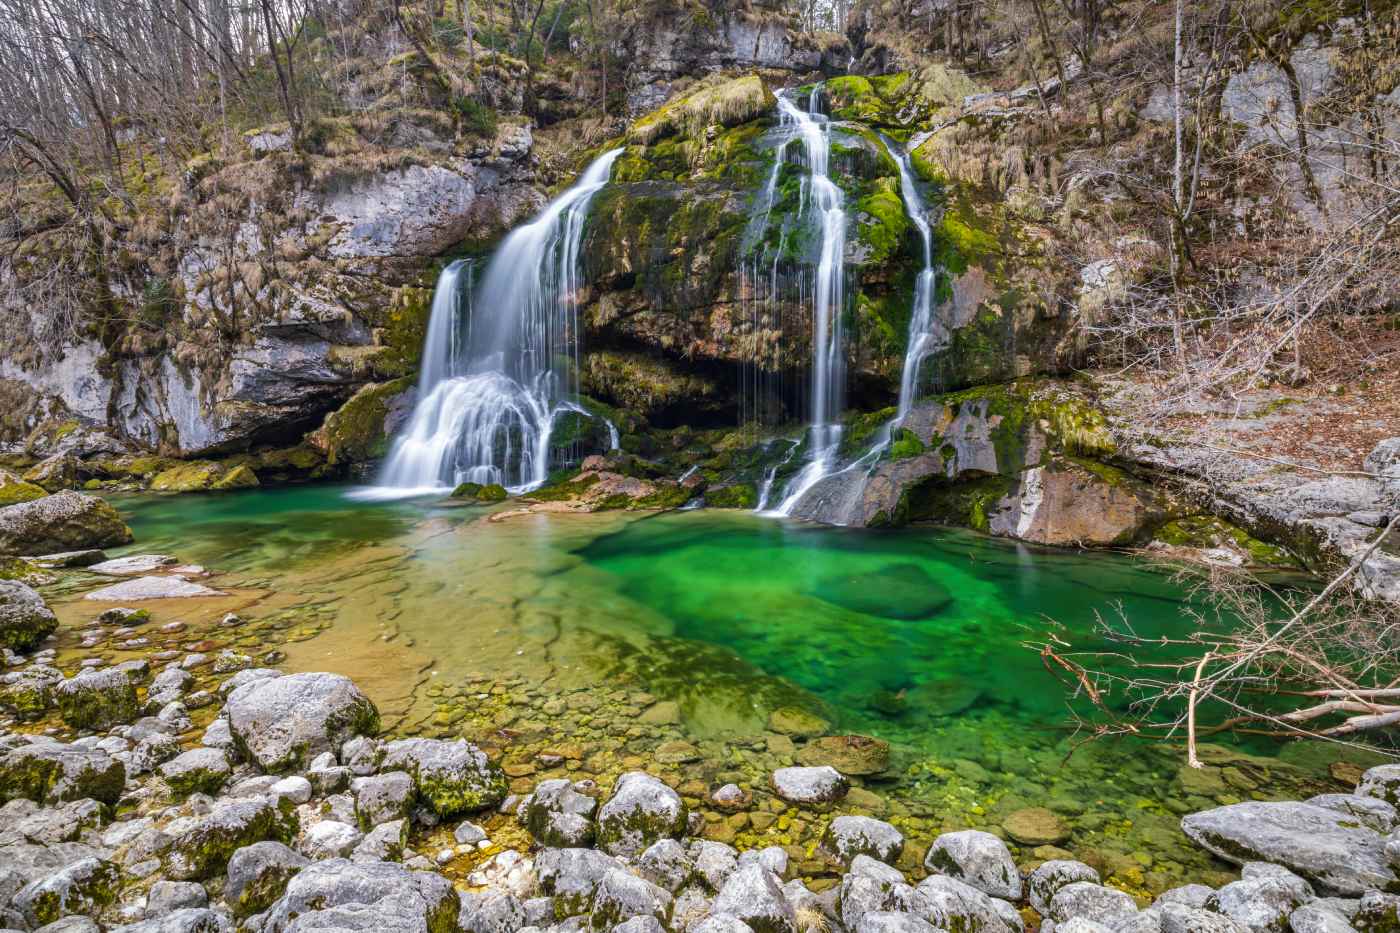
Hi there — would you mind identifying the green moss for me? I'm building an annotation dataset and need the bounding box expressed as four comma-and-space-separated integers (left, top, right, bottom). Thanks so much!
149, 461, 224, 492
315, 377, 414, 467
841, 407, 898, 457
628, 75, 774, 145
211, 464, 259, 490
415, 769, 509, 818
0, 473, 48, 505
526, 473, 601, 502
890, 428, 926, 460
854, 176, 911, 266
906, 474, 1016, 531
706, 484, 757, 509
56, 678, 140, 731
633, 484, 692, 510
1154, 515, 1297, 567
478, 483, 508, 502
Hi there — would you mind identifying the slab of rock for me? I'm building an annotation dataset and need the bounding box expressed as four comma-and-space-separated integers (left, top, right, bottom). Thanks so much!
165, 798, 299, 880
225, 841, 308, 917
0, 580, 58, 653
378, 737, 507, 817
597, 772, 688, 858
522, 778, 598, 847
1306, 793, 1397, 834
795, 734, 890, 775
1003, 806, 1071, 846
260, 858, 458, 933
33, 549, 107, 568
767, 707, 829, 738
225, 672, 380, 772
55, 668, 140, 731
771, 766, 849, 806
84, 577, 223, 601
0, 742, 125, 806
1181, 801, 1395, 895
88, 555, 178, 576
822, 816, 905, 866
0, 492, 132, 556
924, 830, 1022, 901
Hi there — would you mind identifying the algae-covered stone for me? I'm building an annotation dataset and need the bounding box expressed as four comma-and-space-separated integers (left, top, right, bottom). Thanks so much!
0, 664, 63, 719
449, 482, 509, 503
597, 771, 688, 858
767, 706, 829, 738
352, 772, 414, 830
534, 847, 622, 915
225, 841, 309, 917
12, 856, 120, 927
706, 484, 757, 509
225, 672, 380, 773
591, 867, 674, 929
822, 816, 905, 866
160, 748, 232, 796
0, 469, 48, 506
166, 798, 299, 880
0, 491, 132, 555
795, 734, 889, 776
260, 858, 459, 933
0, 580, 58, 652
522, 778, 599, 847
0, 742, 125, 805
1003, 807, 1071, 846
378, 737, 508, 817
55, 668, 140, 731
308, 378, 415, 467
210, 465, 259, 490
924, 829, 1022, 902
149, 462, 225, 492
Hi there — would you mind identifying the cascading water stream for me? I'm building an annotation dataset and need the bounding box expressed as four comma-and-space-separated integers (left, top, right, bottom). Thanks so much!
360, 148, 623, 499
771, 86, 848, 517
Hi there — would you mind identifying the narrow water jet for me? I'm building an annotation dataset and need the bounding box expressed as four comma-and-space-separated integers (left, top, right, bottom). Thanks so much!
361, 148, 624, 499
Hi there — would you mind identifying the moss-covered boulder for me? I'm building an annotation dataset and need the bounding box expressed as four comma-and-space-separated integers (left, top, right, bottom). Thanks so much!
0, 664, 62, 720
13, 856, 121, 927
0, 579, 58, 652
379, 737, 508, 818
706, 483, 757, 509
596, 771, 688, 858
450, 482, 508, 503
308, 377, 415, 467
226, 672, 381, 773
0, 742, 125, 805
150, 461, 242, 491
0, 469, 48, 506
226, 840, 309, 918
55, 668, 141, 731
211, 464, 260, 489
160, 747, 233, 796
166, 797, 300, 881
0, 491, 133, 555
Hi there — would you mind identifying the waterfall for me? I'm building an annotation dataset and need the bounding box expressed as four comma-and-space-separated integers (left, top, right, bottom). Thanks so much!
771, 86, 848, 517
889, 138, 938, 417
361, 148, 624, 499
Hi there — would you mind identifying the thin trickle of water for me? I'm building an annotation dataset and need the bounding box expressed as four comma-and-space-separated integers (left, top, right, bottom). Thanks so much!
773, 86, 848, 517
888, 136, 938, 418
363, 149, 624, 499
753, 438, 800, 512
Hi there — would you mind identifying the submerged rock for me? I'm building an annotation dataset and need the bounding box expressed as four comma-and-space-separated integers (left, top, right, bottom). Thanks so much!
795, 734, 890, 775
0, 580, 58, 653
83, 577, 224, 601
225, 672, 380, 773
0, 491, 133, 556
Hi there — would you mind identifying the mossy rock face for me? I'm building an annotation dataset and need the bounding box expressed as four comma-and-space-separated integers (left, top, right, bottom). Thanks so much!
706, 483, 757, 509
166, 798, 300, 881
379, 738, 509, 818
0, 579, 58, 652
55, 668, 140, 732
149, 461, 225, 492
449, 482, 508, 503
0, 470, 48, 506
311, 377, 415, 467
14, 856, 120, 926
0, 742, 125, 805
595, 771, 688, 858
211, 464, 259, 490
1154, 515, 1296, 567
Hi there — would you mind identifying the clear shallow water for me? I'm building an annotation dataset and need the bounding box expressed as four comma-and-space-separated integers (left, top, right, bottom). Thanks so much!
89, 486, 1361, 892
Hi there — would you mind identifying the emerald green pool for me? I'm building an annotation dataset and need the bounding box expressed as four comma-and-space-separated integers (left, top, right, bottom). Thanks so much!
89, 485, 1358, 892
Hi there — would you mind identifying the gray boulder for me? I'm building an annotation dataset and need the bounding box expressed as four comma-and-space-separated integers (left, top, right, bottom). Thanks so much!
457, 890, 526, 933
856, 912, 940, 933
350, 819, 407, 863
165, 798, 299, 880
692, 917, 755, 933
614, 917, 667, 933
378, 737, 508, 818
0, 581, 57, 653
260, 858, 459, 933
915, 875, 1019, 933
0, 491, 132, 556
1153, 884, 1213, 909
1288, 901, 1359, 933
533, 847, 623, 916
689, 840, 740, 893
591, 867, 673, 929
299, 820, 362, 860
160, 749, 232, 797
0, 665, 62, 720
596, 772, 687, 858
1157, 902, 1251, 933
109, 908, 232, 933
710, 864, 795, 933
1046, 882, 1138, 925
146, 881, 208, 914
352, 772, 414, 830
1306, 794, 1397, 834
770, 766, 848, 806
839, 870, 925, 932
822, 816, 904, 866
0, 743, 124, 806
225, 841, 309, 917
1205, 870, 1312, 932
1355, 891, 1400, 931
1181, 801, 1395, 895
12, 857, 120, 927
638, 839, 691, 892
1029, 861, 1101, 916
225, 673, 379, 773
1358, 766, 1400, 808
55, 668, 139, 731
924, 830, 1022, 901
521, 779, 597, 847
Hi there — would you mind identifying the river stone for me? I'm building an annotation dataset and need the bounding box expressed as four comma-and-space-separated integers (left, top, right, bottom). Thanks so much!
856, 911, 941, 933
1157, 902, 1252, 933
352, 772, 414, 830
83, 577, 223, 601
592, 867, 673, 928
1354, 891, 1400, 931
1154, 884, 1214, 909
12, 856, 120, 927
822, 816, 904, 866
689, 840, 740, 892
1004, 807, 1071, 846
160, 749, 232, 796
1306, 794, 1397, 834
839, 869, 926, 932
638, 839, 691, 892
88, 555, 177, 576
924, 830, 1022, 901
110, 907, 231, 933
457, 890, 526, 933
771, 766, 849, 806
809, 563, 953, 619
349, 818, 406, 863
0, 743, 124, 806
166, 798, 299, 880
0, 665, 63, 720
260, 858, 459, 933
534, 847, 624, 915
1288, 901, 1359, 933
710, 864, 795, 933
1029, 861, 1101, 915
1047, 882, 1138, 925
0, 491, 132, 556
692, 916, 758, 933
225, 841, 308, 917
1053, 921, 1115, 933
225, 672, 380, 773
1359, 766, 1400, 808
767, 706, 829, 738
299, 820, 362, 860
378, 737, 507, 817
146, 881, 208, 914
55, 668, 139, 731
915, 875, 1019, 933
1181, 801, 1395, 895
0, 581, 57, 653
796, 734, 890, 775
597, 772, 687, 858
1206, 871, 1313, 932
